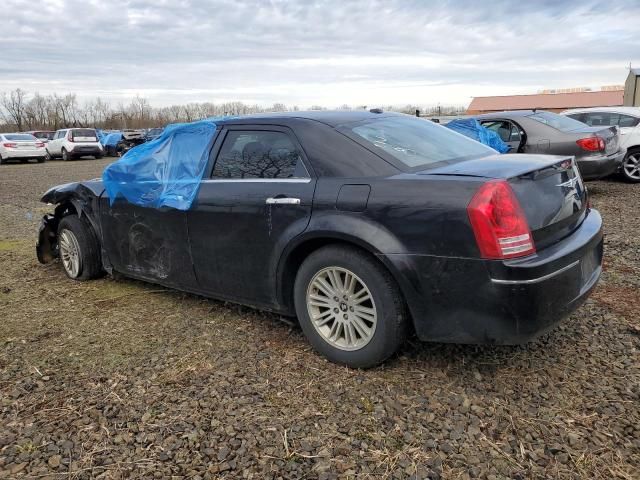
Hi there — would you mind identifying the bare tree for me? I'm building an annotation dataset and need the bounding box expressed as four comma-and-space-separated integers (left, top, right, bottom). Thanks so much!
1, 88, 27, 130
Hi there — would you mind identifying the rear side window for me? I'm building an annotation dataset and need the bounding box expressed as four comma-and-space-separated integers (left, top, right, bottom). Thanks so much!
212, 130, 307, 179
71, 129, 97, 140
618, 114, 640, 127
32, 132, 53, 140
527, 111, 587, 132
482, 121, 521, 142
344, 116, 494, 170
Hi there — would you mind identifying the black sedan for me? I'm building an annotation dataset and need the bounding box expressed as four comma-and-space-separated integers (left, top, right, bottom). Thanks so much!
36, 111, 603, 368
470, 110, 625, 180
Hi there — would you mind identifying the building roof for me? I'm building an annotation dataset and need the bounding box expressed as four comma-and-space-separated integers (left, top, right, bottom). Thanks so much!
467, 90, 623, 113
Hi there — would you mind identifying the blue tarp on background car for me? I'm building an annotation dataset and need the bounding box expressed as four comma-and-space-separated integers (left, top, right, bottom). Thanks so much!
102, 120, 217, 210
445, 119, 510, 153
101, 131, 123, 147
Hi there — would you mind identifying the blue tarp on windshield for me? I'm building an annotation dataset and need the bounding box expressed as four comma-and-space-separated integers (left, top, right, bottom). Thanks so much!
445, 119, 510, 153
102, 120, 217, 210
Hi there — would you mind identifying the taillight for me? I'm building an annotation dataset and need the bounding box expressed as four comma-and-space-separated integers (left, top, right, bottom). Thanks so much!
2, 142, 17, 148
35, 142, 45, 148
576, 136, 605, 152
68, 134, 74, 143
467, 180, 536, 259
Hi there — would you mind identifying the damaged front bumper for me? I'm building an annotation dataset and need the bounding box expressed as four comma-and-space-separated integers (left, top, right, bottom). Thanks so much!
36, 214, 60, 264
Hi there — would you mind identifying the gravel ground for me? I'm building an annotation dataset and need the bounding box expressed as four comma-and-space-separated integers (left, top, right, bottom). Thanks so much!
0, 159, 638, 479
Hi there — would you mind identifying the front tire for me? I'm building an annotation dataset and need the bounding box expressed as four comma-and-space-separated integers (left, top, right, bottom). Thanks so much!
294, 245, 407, 368
45, 150, 53, 161
621, 149, 640, 183
57, 215, 103, 281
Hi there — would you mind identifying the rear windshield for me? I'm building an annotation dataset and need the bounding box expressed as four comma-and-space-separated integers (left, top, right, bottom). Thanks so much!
343, 116, 495, 170
4, 134, 36, 141
71, 129, 97, 140
527, 111, 587, 132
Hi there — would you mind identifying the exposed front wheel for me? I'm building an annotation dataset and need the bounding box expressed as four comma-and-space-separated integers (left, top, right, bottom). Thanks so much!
621, 149, 640, 183
57, 216, 103, 281
45, 150, 53, 161
294, 245, 407, 368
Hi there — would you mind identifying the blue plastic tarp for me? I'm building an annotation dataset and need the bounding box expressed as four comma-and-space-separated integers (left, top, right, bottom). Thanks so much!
102, 120, 217, 210
445, 119, 510, 153
101, 131, 123, 147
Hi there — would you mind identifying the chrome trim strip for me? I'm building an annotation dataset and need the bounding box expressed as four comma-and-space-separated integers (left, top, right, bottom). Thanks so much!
490, 260, 580, 285
201, 178, 311, 184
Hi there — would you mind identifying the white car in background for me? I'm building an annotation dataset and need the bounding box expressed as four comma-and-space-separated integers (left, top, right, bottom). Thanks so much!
562, 107, 640, 183
46, 128, 104, 161
0, 133, 46, 164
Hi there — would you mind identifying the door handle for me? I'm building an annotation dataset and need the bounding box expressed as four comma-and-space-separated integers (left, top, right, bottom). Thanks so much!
266, 197, 301, 205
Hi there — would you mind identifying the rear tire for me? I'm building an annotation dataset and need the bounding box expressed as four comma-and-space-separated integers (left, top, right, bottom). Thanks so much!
61, 148, 71, 161
37, 156, 45, 163
57, 215, 103, 281
621, 148, 640, 183
0, 155, 4, 165
94, 154, 103, 159
293, 245, 407, 368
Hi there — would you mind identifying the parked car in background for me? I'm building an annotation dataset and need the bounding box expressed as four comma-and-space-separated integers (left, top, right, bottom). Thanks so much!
46, 128, 104, 161
145, 127, 164, 142
25, 131, 55, 143
36, 111, 603, 368
0, 133, 46, 164
562, 107, 640, 183
468, 110, 625, 180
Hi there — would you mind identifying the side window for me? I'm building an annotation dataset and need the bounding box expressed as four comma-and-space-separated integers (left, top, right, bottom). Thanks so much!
582, 112, 615, 127
482, 121, 518, 143
212, 130, 307, 179
567, 113, 586, 123
618, 114, 640, 128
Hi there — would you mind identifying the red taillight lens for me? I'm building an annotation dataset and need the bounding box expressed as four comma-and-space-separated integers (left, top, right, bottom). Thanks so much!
68, 134, 74, 142
467, 180, 536, 259
576, 136, 605, 152
3, 142, 17, 148
35, 142, 45, 148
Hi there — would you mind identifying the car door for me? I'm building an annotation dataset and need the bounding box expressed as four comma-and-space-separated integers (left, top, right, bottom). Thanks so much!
98, 197, 198, 290
187, 125, 316, 307
48, 130, 64, 155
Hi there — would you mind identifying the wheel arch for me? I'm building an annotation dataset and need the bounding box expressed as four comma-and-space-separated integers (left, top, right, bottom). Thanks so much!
275, 231, 411, 325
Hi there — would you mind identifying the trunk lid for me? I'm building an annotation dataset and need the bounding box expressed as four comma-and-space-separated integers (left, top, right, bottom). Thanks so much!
422, 153, 588, 249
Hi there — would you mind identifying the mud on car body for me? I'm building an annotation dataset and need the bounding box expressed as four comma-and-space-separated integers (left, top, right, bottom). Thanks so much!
37, 111, 604, 368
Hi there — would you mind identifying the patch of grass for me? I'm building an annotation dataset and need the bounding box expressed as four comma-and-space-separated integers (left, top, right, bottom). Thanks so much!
0, 239, 26, 252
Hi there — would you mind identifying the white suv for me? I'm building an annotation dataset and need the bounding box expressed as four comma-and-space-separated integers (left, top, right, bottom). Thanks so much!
46, 128, 104, 161
561, 107, 640, 183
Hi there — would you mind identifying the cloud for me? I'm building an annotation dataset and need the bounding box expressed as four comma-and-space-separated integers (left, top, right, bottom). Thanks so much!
1, 0, 639, 107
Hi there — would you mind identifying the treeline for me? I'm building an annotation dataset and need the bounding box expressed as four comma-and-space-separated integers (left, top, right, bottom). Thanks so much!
0, 88, 465, 132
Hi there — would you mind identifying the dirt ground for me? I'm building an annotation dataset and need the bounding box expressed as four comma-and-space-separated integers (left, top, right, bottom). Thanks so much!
0, 158, 638, 479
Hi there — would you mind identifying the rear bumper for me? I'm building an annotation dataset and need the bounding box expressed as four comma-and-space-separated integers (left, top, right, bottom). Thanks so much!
3, 149, 46, 158
577, 149, 625, 180
383, 209, 603, 344
68, 145, 103, 155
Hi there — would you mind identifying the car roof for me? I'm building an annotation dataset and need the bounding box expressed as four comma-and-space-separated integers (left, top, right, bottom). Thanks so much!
471, 110, 540, 119
561, 106, 640, 117
217, 110, 402, 127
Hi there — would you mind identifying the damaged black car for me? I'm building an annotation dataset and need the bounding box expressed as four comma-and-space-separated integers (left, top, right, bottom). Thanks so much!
37, 111, 603, 368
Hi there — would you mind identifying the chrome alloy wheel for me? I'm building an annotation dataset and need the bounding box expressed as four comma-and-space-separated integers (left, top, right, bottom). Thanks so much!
59, 229, 81, 278
306, 266, 377, 351
623, 153, 640, 180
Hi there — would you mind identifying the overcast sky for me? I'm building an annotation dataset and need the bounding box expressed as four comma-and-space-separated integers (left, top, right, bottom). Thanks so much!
2, 0, 639, 108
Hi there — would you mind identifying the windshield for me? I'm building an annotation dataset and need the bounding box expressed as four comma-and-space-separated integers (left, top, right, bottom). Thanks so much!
4, 134, 36, 141
33, 132, 54, 140
344, 116, 495, 170
527, 111, 587, 132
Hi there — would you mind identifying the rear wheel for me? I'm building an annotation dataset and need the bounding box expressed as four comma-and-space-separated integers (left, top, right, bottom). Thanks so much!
0, 154, 4, 165
57, 215, 103, 281
294, 245, 407, 368
37, 156, 45, 163
621, 149, 640, 183
61, 148, 71, 161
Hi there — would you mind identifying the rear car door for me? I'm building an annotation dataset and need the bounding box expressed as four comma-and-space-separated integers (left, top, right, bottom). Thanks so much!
480, 120, 523, 152
49, 130, 65, 155
188, 125, 315, 307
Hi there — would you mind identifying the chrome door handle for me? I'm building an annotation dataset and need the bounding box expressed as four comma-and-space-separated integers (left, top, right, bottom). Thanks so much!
266, 197, 300, 205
